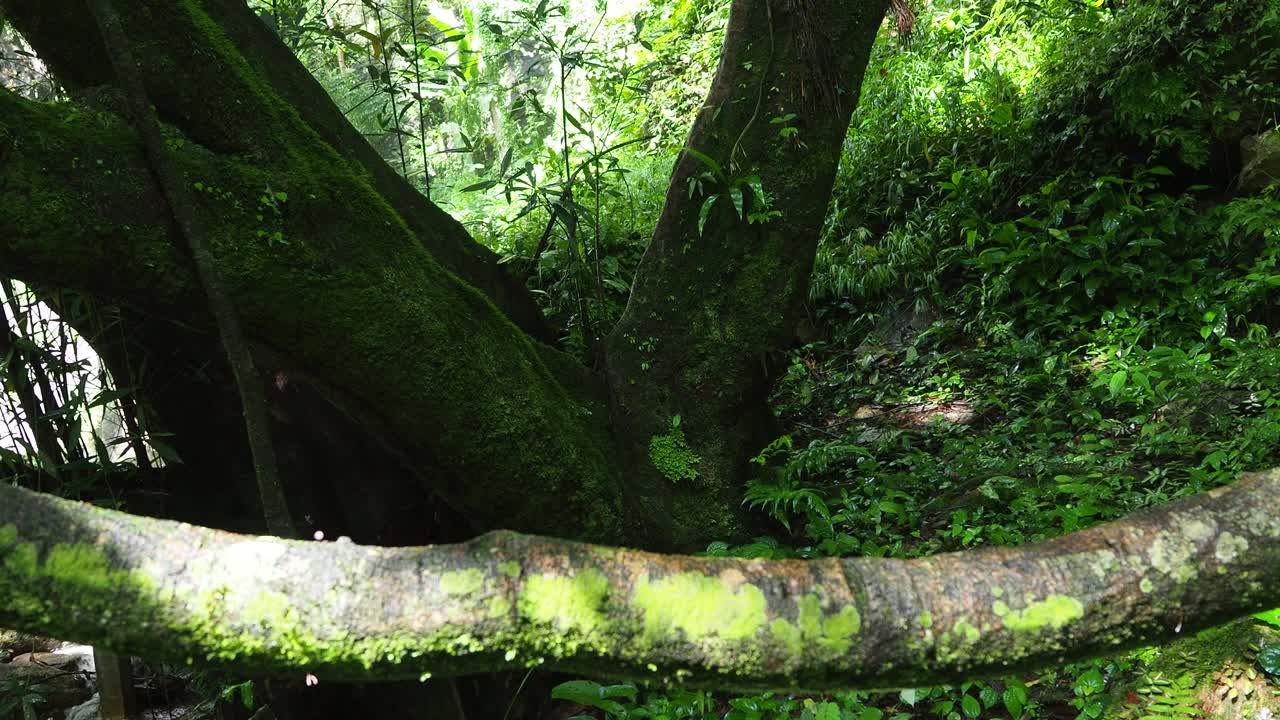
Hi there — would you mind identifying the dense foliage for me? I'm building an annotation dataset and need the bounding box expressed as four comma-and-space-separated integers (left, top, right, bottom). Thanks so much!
488, 0, 1278, 715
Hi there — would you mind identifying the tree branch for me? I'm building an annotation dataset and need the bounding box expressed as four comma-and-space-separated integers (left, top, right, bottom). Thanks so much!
87, 0, 296, 538
0, 0, 550, 341
0, 88, 623, 541
3, 471, 1279, 690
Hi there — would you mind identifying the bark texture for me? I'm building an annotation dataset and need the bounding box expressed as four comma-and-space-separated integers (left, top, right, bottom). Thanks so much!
4, 470, 1280, 691
0, 0, 550, 342
0, 0, 897, 551
87, 0, 296, 537
604, 0, 890, 548
0, 67, 621, 542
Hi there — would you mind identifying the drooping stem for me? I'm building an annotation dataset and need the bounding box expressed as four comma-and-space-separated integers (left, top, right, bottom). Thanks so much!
406, 0, 432, 200
371, 0, 410, 177
86, 0, 296, 538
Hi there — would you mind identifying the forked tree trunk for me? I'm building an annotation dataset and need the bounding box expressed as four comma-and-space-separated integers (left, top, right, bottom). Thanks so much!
0, 0, 626, 543
0, 0, 891, 550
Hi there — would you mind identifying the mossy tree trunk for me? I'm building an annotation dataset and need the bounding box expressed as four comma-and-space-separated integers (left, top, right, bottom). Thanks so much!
0, 0, 892, 551
0, 0, 626, 544
604, 0, 889, 548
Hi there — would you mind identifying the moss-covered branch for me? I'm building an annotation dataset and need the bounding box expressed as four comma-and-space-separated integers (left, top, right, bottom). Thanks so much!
0, 0, 548, 340
0, 86, 622, 541
4, 471, 1280, 690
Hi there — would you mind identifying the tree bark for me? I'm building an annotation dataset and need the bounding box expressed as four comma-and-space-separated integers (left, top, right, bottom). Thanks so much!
3, 470, 1280, 690
604, 0, 889, 548
0, 83, 623, 542
0, 0, 1277, 699
88, 0, 297, 538
0, 0, 550, 343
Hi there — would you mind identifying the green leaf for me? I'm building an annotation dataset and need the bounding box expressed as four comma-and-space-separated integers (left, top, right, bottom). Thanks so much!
961, 694, 981, 718
1253, 607, 1280, 628
704, 540, 730, 555
1260, 644, 1280, 677
815, 702, 841, 720
898, 688, 919, 706
698, 195, 717, 236
599, 684, 638, 701
682, 146, 724, 181
460, 179, 498, 192
1076, 668, 1105, 695
550, 679, 601, 701
87, 388, 133, 409
563, 109, 588, 136
1130, 370, 1151, 393
859, 707, 884, 720
1108, 370, 1127, 398
550, 680, 628, 714
1004, 683, 1029, 719
730, 187, 744, 221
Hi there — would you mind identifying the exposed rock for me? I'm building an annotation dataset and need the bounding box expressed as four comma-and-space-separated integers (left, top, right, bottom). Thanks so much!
850, 400, 977, 427
0, 628, 59, 659
65, 694, 100, 720
0, 658, 93, 712
1240, 129, 1280, 192
53, 644, 97, 674
10, 651, 82, 672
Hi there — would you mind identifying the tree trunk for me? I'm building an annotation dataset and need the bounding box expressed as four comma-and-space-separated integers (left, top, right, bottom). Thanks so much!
0, 0, 892, 551
604, 0, 889, 548
0, 0, 551, 344
1, 0, 1279, 705
0, 46, 627, 542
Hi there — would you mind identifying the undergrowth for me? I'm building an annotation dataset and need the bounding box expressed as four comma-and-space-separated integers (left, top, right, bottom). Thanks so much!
555, 0, 1280, 717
